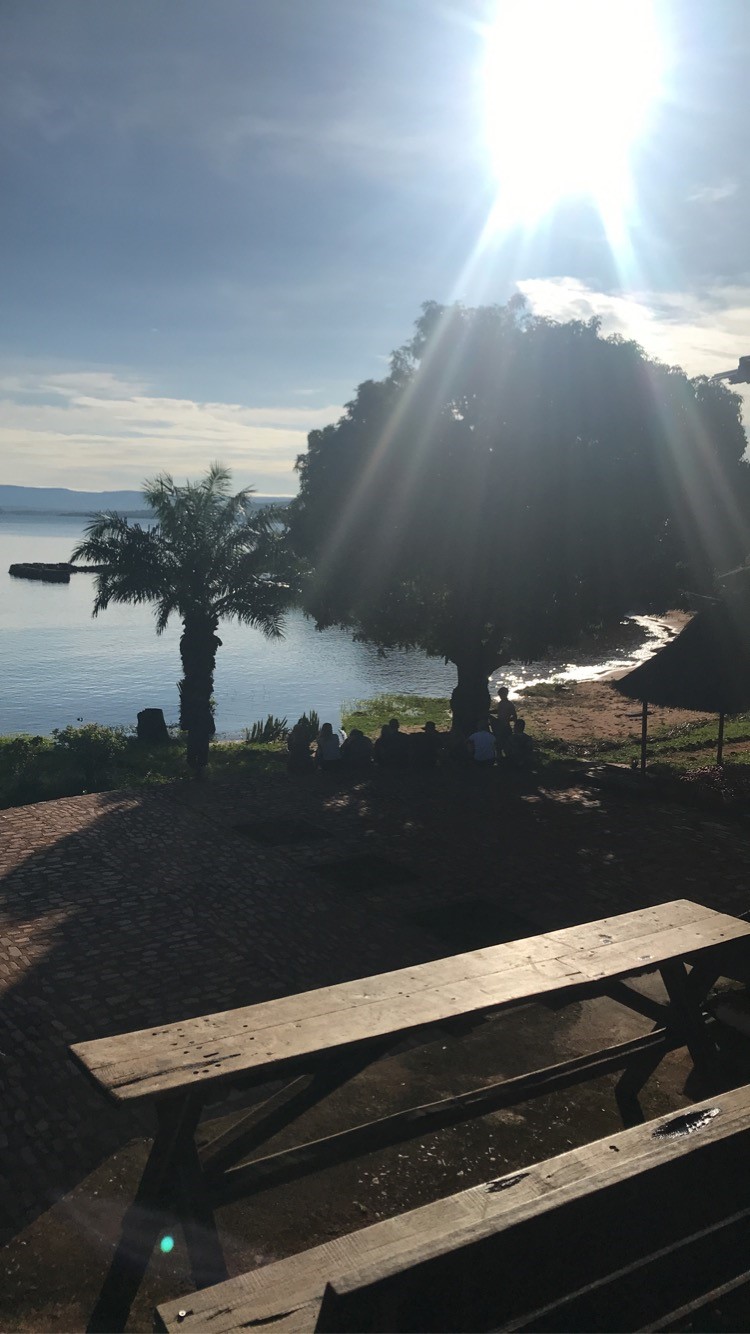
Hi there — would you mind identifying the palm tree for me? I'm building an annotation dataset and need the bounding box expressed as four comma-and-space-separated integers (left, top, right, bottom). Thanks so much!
72, 463, 298, 769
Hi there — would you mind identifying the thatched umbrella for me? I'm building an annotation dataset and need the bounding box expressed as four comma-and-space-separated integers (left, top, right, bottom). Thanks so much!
613, 601, 750, 769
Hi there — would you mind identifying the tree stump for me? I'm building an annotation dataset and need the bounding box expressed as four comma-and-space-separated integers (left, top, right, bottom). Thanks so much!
137, 709, 170, 743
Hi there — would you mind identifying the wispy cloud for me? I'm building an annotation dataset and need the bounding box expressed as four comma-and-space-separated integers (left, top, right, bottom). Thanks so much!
517, 277, 750, 422
0, 370, 341, 492
688, 181, 739, 204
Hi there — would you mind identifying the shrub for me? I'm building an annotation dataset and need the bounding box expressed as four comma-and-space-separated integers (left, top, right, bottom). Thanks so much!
0, 735, 52, 806
52, 722, 128, 788
244, 715, 288, 745
295, 710, 320, 742
1, 734, 50, 778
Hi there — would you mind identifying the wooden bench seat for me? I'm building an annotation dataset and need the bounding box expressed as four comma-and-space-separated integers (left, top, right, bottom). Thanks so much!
157, 1082, 750, 1333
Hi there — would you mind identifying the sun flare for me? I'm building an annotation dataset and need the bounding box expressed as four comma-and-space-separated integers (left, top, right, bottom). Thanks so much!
482, 0, 663, 227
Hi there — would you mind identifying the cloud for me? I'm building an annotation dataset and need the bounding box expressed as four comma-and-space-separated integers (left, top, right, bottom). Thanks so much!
688, 181, 739, 204
0, 370, 342, 492
517, 276, 750, 422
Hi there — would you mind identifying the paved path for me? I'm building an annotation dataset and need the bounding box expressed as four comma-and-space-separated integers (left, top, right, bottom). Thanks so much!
1, 761, 750, 1254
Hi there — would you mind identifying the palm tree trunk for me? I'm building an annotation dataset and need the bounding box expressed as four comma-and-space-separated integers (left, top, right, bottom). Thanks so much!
179, 615, 221, 770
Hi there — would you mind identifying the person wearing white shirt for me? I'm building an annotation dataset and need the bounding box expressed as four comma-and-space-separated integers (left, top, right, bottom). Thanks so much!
467, 721, 496, 766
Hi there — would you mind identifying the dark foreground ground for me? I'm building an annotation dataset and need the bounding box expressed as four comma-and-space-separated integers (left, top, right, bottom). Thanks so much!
2, 756, 750, 1331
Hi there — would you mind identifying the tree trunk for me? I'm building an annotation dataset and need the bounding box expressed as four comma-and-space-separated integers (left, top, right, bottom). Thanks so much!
179, 616, 222, 770
450, 654, 493, 736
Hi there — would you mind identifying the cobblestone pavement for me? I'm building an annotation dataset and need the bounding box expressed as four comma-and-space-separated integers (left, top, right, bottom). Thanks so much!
1, 758, 750, 1255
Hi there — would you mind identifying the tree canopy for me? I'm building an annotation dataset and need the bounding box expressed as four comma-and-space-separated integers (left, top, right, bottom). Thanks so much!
290, 300, 750, 729
73, 463, 298, 766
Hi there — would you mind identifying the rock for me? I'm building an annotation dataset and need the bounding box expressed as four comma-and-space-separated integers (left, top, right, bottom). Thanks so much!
137, 708, 170, 743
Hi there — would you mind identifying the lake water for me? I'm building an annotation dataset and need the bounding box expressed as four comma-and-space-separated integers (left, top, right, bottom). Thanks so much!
0, 514, 672, 737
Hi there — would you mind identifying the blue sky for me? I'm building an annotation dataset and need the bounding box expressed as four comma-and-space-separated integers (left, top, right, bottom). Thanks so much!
2, 0, 749, 493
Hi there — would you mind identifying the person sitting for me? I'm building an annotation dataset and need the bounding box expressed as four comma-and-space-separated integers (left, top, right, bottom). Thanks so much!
315, 722, 341, 771
388, 717, 410, 761
286, 717, 314, 773
340, 727, 374, 768
375, 717, 410, 767
507, 717, 534, 768
445, 723, 469, 762
410, 720, 442, 767
467, 719, 496, 766
373, 724, 391, 766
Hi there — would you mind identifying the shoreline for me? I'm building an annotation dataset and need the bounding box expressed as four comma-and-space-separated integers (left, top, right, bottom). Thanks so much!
0, 610, 693, 744
512, 611, 709, 747
596, 609, 689, 682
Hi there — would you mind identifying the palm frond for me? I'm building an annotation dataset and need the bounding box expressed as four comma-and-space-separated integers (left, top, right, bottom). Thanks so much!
202, 461, 234, 495
75, 468, 300, 663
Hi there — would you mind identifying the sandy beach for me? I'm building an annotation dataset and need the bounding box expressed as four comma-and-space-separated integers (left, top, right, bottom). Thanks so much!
514, 611, 710, 746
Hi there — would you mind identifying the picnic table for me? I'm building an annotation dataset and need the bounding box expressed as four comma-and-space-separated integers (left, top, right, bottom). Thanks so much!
71, 898, 750, 1330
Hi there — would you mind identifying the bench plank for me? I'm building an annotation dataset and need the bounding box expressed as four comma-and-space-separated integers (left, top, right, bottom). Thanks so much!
156, 1082, 750, 1333
72, 901, 750, 1103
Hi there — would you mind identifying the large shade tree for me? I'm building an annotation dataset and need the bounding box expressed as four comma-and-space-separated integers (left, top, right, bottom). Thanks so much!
290, 300, 750, 732
73, 464, 298, 767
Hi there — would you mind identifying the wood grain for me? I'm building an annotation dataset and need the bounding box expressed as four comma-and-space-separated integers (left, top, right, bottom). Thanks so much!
156, 1082, 750, 1333
72, 900, 750, 1104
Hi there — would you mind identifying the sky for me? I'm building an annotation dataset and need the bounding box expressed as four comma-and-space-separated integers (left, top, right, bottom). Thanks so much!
1, 0, 749, 495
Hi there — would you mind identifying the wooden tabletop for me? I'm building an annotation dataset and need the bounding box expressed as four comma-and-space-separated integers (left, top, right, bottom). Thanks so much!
71, 899, 750, 1105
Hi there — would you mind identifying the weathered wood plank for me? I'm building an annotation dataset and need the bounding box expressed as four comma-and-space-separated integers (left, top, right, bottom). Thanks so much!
541, 898, 705, 950
558, 917, 750, 980
156, 1082, 750, 1333
72, 902, 750, 1104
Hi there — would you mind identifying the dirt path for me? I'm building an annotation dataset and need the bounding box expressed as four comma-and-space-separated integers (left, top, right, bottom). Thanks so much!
516, 678, 714, 746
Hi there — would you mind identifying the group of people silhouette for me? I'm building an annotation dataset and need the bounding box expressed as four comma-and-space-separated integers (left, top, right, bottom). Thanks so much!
286, 687, 533, 774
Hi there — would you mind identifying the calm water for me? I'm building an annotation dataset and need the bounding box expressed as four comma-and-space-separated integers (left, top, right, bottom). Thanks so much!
0, 514, 671, 737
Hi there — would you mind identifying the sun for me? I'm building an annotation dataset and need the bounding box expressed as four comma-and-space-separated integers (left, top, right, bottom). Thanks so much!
482, 0, 663, 228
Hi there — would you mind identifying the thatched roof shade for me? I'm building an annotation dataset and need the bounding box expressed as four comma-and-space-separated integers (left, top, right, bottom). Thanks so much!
614, 602, 750, 714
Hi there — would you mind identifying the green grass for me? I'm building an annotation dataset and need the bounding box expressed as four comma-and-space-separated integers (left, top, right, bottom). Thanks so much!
5, 695, 750, 812
342, 693, 452, 736
549, 712, 750, 771
0, 730, 285, 810
516, 680, 571, 698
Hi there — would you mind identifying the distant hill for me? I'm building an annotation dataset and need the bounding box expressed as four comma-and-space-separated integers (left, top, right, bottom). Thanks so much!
0, 485, 291, 515
0, 486, 150, 514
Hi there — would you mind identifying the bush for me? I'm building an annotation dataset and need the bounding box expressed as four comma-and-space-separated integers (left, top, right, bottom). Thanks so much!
52, 722, 128, 788
0, 734, 52, 806
244, 715, 288, 745
0, 734, 50, 778
294, 710, 320, 742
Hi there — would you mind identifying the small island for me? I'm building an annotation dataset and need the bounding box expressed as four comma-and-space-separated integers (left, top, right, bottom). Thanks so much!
8, 561, 103, 583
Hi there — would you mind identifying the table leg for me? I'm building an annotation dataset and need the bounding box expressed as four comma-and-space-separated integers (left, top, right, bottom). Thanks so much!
660, 961, 721, 1084
615, 1044, 666, 1127
87, 1095, 204, 1333
176, 1135, 229, 1291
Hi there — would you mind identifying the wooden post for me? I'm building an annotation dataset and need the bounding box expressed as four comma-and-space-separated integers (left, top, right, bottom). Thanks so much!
717, 711, 725, 767
640, 700, 648, 772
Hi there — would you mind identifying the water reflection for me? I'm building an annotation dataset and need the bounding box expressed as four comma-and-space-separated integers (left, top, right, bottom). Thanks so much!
490, 615, 674, 696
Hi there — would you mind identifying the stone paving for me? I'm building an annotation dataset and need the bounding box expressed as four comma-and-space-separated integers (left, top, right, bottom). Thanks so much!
1, 757, 750, 1257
